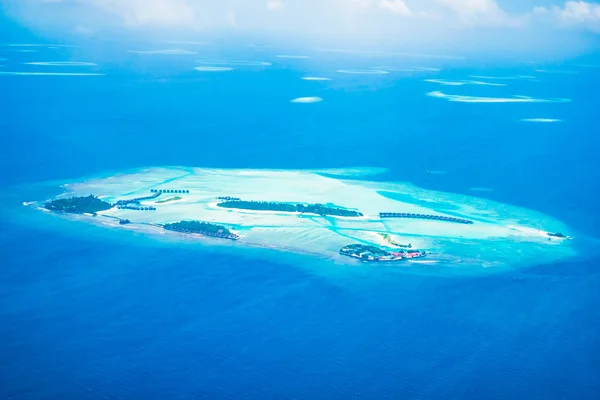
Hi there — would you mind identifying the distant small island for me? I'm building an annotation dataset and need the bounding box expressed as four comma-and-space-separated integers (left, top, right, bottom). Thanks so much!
379, 233, 412, 248
339, 244, 426, 262
156, 196, 182, 204
44, 195, 113, 215
548, 232, 565, 238
163, 220, 240, 240
217, 200, 363, 217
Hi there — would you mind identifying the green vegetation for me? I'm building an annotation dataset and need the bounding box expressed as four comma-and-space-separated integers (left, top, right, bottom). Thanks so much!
548, 232, 566, 238
217, 200, 363, 217
379, 233, 412, 248
340, 244, 390, 258
155, 196, 182, 204
163, 220, 239, 240
44, 195, 113, 214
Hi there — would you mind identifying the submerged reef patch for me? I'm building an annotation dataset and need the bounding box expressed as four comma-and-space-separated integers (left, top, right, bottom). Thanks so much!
0, 72, 105, 76
128, 49, 198, 55
25, 61, 98, 67
194, 66, 234, 72
195, 60, 272, 66
291, 97, 323, 103
336, 69, 390, 75
427, 91, 571, 103
424, 79, 505, 87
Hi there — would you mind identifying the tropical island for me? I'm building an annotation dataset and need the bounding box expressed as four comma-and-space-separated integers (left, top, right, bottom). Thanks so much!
339, 244, 426, 262
44, 195, 113, 214
29, 166, 579, 269
217, 200, 363, 217
163, 220, 240, 240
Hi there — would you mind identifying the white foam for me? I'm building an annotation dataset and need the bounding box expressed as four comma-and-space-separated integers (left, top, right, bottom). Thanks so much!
195, 60, 271, 66
291, 97, 323, 103
128, 49, 198, 55
276, 55, 311, 59
336, 69, 390, 75
194, 66, 234, 72
0, 72, 105, 76
424, 79, 505, 87
521, 118, 562, 123
25, 61, 98, 67
427, 91, 571, 104
302, 77, 332, 81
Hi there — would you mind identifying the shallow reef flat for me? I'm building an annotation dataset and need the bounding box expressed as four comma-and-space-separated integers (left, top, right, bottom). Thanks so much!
33, 166, 578, 269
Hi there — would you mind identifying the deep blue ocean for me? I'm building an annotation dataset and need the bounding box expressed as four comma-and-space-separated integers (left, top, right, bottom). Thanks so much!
1, 31, 600, 399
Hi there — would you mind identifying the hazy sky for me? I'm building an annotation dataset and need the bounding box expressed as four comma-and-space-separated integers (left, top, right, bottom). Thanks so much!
3, 0, 600, 57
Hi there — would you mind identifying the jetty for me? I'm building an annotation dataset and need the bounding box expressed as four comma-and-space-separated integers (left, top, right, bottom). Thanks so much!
117, 205, 156, 211
151, 189, 189, 194
379, 212, 473, 225
115, 192, 161, 206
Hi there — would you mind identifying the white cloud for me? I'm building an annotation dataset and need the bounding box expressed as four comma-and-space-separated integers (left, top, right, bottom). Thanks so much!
435, 0, 512, 26
379, 0, 412, 16
16, 0, 600, 32
266, 0, 284, 10
436, 0, 502, 15
7, 0, 600, 58
41, 0, 196, 27
533, 1, 600, 31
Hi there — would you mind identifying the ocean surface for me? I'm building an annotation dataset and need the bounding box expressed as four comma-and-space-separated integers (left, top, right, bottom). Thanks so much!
1, 35, 600, 399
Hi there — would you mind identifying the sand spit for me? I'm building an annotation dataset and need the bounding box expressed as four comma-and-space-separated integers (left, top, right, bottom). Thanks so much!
302, 77, 333, 81
291, 97, 323, 103
521, 118, 562, 123
194, 66, 234, 72
427, 91, 571, 104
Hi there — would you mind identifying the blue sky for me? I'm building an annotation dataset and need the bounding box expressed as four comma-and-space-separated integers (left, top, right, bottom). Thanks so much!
2, 1, 599, 58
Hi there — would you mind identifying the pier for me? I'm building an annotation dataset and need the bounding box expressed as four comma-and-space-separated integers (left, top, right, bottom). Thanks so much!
151, 189, 189, 194
115, 192, 161, 206
217, 196, 241, 201
117, 205, 156, 211
379, 212, 474, 225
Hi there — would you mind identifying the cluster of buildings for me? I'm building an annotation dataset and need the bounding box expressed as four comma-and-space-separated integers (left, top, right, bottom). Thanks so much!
151, 189, 189, 194
379, 212, 473, 225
